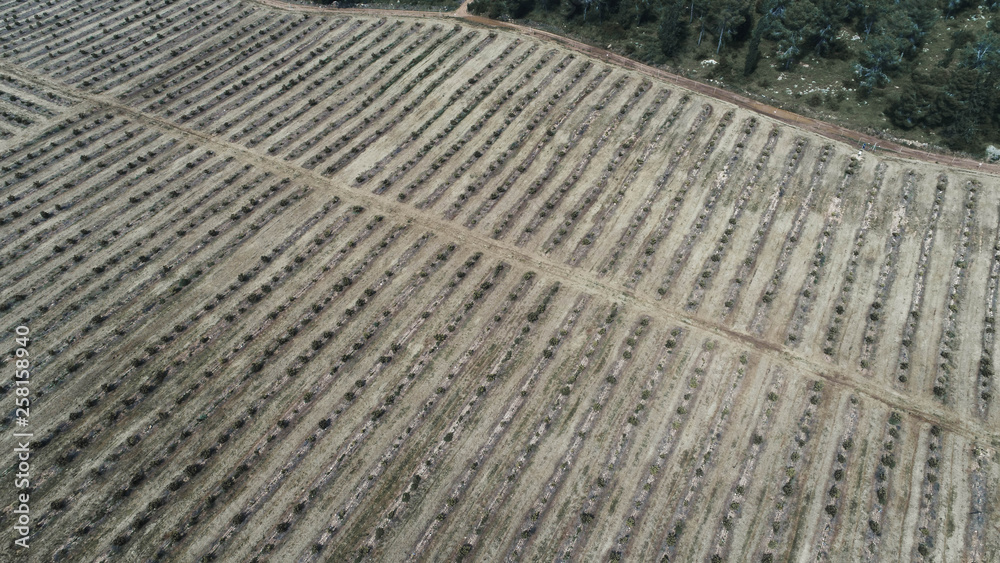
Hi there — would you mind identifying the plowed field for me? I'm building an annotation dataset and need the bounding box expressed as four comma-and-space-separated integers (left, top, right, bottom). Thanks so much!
0, 0, 997, 561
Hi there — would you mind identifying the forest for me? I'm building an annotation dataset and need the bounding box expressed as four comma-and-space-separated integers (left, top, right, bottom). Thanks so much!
469, 0, 1000, 155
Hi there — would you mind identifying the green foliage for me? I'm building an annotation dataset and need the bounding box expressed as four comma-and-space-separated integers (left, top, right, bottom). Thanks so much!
854, 34, 903, 92
470, 0, 534, 18
959, 30, 1000, 71
886, 77, 940, 129
470, 0, 998, 155
659, 0, 688, 58
710, 0, 752, 54
812, 0, 848, 55
774, 1, 817, 67
744, 21, 762, 74
888, 26, 1000, 153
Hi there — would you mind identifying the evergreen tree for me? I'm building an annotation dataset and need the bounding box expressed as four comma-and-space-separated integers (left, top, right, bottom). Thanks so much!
959, 31, 1000, 71
944, 0, 971, 18
744, 17, 763, 75
690, 0, 712, 45
659, 0, 689, 57
711, 0, 750, 53
879, 10, 910, 52
761, 0, 789, 22
904, 0, 939, 34
853, 0, 891, 40
854, 34, 904, 92
811, 0, 848, 55
561, 0, 609, 21
770, 0, 815, 68
939, 69, 996, 150
887, 82, 940, 128
621, 0, 654, 26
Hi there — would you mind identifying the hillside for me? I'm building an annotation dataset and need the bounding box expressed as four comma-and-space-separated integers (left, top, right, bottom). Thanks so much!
0, 0, 998, 561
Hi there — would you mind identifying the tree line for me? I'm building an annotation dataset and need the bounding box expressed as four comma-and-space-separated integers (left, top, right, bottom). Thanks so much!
469, 0, 1000, 154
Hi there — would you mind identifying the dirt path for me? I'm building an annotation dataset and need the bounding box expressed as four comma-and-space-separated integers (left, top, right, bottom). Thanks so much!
4, 53, 993, 446
250, 0, 1000, 176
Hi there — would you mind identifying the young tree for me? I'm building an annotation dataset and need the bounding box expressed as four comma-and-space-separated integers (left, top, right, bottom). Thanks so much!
775, 34, 803, 69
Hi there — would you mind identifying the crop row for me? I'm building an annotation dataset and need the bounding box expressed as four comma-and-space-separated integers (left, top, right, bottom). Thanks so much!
484, 71, 623, 239
979, 208, 1000, 413
556, 326, 684, 560
808, 395, 861, 560
452, 62, 607, 223
860, 411, 905, 560
754, 381, 826, 562
895, 176, 947, 385
931, 181, 979, 402
542, 86, 666, 253
506, 316, 652, 559
858, 171, 917, 370
356, 40, 536, 186
707, 374, 791, 562
624, 107, 727, 288
655, 115, 758, 300
685, 129, 794, 312
394, 52, 574, 204
581, 93, 691, 271
447, 303, 624, 560
650, 348, 751, 562
413, 295, 592, 561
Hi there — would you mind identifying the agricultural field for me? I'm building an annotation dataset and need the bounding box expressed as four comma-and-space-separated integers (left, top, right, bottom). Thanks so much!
0, 0, 998, 561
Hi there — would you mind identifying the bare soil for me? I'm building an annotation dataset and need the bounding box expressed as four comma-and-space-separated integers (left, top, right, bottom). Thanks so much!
0, 1, 997, 562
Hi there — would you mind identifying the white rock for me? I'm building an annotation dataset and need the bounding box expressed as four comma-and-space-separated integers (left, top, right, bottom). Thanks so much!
986, 145, 1000, 162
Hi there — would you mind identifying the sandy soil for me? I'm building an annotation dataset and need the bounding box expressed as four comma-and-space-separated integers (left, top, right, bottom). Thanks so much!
0, 1, 997, 562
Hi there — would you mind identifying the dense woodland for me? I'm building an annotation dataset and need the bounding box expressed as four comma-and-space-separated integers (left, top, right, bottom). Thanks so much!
469, 0, 1000, 154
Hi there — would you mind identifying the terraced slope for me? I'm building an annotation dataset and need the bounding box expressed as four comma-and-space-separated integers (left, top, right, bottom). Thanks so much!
0, 1, 997, 561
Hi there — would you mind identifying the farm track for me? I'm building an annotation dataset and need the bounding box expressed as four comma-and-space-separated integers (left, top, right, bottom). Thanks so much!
0, 1, 998, 562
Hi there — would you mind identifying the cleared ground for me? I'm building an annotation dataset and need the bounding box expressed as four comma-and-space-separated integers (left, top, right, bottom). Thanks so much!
0, 0, 998, 561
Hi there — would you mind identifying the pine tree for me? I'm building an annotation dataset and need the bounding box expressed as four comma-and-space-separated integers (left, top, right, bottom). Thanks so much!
854, 34, 904, 92
960, 31, 1000, 71
711, 0, 750, 54
659, 0, 689, 57
744, 18, 762, 75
